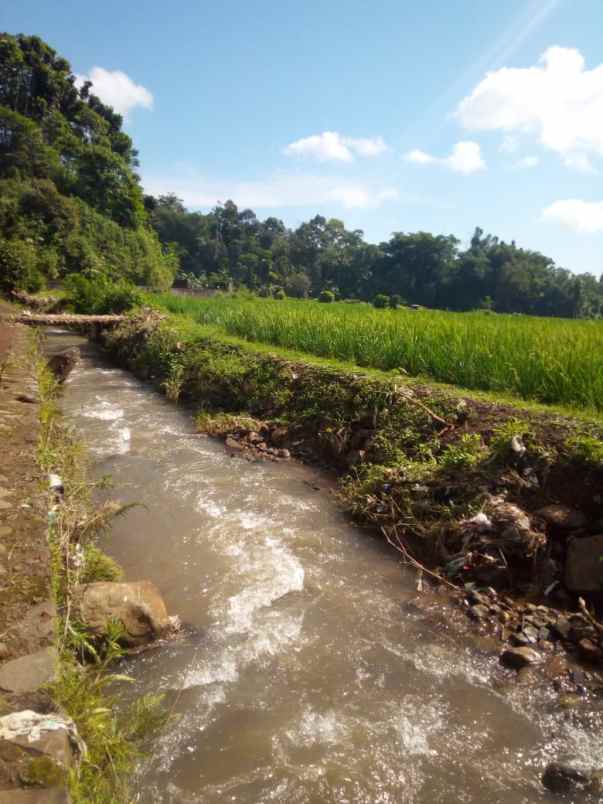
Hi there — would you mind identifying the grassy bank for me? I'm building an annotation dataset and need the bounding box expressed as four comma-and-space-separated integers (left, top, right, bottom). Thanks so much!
32, 333, 164, 803
151, 293, 603, 413
100, 310, 603, 599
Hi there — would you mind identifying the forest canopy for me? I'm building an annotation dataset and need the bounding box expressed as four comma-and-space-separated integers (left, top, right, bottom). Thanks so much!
0, 33, 176, 292
148, 194, 603, 318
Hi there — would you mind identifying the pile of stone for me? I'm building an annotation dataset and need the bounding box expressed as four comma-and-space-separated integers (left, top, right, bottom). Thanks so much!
465, 587, 602, 668
223, 425, 291, 462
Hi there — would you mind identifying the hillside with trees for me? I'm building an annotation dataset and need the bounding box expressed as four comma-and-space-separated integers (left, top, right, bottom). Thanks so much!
0, 33, 176, 293
149, 195, 603, 318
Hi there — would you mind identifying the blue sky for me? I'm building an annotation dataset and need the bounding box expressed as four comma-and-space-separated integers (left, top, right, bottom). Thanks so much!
2, 0, 603, 275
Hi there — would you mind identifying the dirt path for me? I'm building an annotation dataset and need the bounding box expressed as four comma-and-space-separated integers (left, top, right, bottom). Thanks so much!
0, 303, 54, 716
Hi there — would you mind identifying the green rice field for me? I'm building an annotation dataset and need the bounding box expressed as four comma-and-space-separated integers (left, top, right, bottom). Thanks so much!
152, 293, 603, 412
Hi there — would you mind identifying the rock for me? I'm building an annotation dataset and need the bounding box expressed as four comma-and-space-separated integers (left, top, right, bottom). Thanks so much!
500, 646, 543, 669
0, 526, 12, 538
469, 604, 490, 621
544, 655, 568, 680
522, 625, 540, 644
46, 348, 79, 384
557, 693, 583, 709
0, 644, 9, 661
577, 638, 602, 664
269, 426, 289, 447
510, 632, 532, 647
552, 617, 572, 641
536, 504, 587, 531
224, 437, 244, 452
0, 710, 79, 801
74, 581, 170, 645
590, 769, 603, 795
15, 394, 36, 404
565, 534, 603, 592
0, 648, 57, 694
276, 448, 291, 460
542, 762, 593, 795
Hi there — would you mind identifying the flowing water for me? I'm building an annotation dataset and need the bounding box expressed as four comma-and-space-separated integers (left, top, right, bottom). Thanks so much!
48, 331, 603, 804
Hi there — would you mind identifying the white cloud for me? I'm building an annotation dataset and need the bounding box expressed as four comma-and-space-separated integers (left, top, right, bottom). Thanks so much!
515, 155, 540, 169
405, 148, 436, 165
75, 67, 153, 117
456, 46, 603, 170
143, 171, 399, 211
404, 141, 486, 174
284, 131, 387, 162
542, 199, 603, 234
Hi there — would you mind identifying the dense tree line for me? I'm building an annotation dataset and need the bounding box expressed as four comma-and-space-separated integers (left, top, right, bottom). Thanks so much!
0, 33, 175, 292
149, 195, 603, 318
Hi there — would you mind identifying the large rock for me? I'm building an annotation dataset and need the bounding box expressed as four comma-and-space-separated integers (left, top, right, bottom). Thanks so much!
46, 349, 79, 384
565, 534, 603, 593
74, 581, 170, 645
0, 710, 80, 800
0, 648, 57, 694
536, 505, 587, 530
499, 646, 543, 669
542, 762, 603, 796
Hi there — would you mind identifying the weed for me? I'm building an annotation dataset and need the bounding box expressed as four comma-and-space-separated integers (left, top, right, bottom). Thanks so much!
567, 434, 603, 467
440, 433, 484, 469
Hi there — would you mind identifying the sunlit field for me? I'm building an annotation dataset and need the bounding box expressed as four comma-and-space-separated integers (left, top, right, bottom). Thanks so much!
152, 293, 603, 412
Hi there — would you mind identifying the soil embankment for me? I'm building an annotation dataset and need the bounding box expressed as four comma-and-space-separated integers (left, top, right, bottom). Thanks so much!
0, 308, 55, 702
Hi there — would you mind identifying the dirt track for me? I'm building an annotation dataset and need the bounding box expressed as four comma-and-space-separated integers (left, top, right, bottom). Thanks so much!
0, 304, 54, 714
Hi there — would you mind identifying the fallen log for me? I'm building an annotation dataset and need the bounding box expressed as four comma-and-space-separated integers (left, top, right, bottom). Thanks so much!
2, 312, 127, 326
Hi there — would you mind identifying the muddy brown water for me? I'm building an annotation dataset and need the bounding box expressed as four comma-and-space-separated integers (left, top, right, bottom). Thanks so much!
47, 330, 603, 804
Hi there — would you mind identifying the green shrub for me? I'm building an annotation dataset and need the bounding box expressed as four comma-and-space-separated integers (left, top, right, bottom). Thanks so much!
319, 289, 335, 303
0, 237, 45, 294
440, 433, 483, 469
373, 294, 389, 309
80, 544, 123, 584
389, 294, 403, 309
273, 288, 286, 300
567, 434, 603, 467
64, 273, 142, 314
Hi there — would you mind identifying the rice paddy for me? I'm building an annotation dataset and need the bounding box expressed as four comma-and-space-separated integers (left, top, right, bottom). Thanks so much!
152, 293, 603, 412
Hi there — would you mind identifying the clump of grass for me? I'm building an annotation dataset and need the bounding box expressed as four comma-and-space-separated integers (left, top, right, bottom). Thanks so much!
80, 544, 123, 584
195, 411, 263, 436
51, 659, 165, 804
489, 418, 532, 462
567, 434, 603, 467
440, 433, 484, 469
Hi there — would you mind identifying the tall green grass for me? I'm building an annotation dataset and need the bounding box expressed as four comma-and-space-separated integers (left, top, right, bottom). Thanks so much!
152, 294, 603, 411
